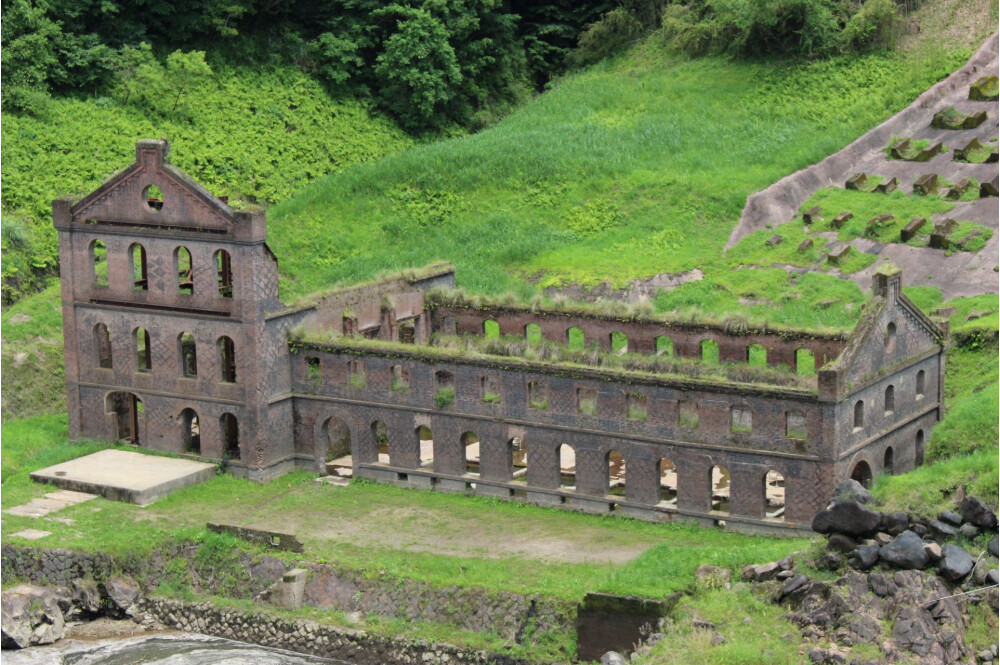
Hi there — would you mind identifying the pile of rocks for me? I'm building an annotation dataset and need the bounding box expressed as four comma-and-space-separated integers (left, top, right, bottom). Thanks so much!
810, 481, 999, 588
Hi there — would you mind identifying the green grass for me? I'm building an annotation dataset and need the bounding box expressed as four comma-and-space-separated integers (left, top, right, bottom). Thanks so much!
805, 188, 955, 243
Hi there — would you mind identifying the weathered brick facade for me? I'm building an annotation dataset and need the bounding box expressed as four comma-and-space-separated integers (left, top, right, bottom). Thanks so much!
56, 141, 947, 533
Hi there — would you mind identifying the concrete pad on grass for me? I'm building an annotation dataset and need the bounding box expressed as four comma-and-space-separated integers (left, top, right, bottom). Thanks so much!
30, 449, 216, 506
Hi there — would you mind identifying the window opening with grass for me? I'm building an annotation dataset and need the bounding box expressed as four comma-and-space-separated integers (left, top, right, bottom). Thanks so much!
180, 408, 200, 453
434, 370, 454, 408
730, 405, 752, 434
567, 327, 585, 350
218, 336, 236, 383
711, 465, 730, 514
178, 332, 197, 377
94, 323, 113, 369
417, 425, 433, 469
130, 243, 148, 291
655, 335, 673, 356
747, 343, 767, 367
559, 444, 576, 490
701, 339, 719, 364
765, 470, 785, 521
175, 246, 193, 294
221, 413, 240, 459
392, 364, 409, 392
795, 348, 815, 374
525, 323, 542, 346
481, 375, 500, 403
349, 360, 366, 388
91, 240, 108, 287
658, 458, 677, 506
143, 184, 164, 211
483, 319, 500, 339
305, 356, 321, 381
372, 420, 389, 463
462, 431, 480, 477
577, 386, 597, 415
607, 449, 626, 497
627, 393, 648, 421
135, 327, 151, 372
215, 249, 233, 298
610, 330, 628, 354
785, 410, 807, 440
528, 380, 547, 410
679, 400, 698, 429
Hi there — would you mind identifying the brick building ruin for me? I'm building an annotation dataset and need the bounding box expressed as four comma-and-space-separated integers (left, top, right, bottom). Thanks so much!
56, 141, 947, 534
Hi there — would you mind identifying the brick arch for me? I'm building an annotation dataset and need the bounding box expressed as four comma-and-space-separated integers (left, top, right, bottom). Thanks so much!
312, 407, 361, 469
844, 452, 876, 489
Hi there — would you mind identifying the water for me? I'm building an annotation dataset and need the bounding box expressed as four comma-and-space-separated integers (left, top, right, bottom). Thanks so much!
4, 634, 347, 665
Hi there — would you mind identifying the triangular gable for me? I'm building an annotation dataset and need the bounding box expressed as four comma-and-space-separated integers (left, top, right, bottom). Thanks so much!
70, 140, 234, 231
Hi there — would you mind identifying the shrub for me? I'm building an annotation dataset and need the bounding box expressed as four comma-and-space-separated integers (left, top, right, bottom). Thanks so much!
434, 387, 455, 409
842, 0, 900, 51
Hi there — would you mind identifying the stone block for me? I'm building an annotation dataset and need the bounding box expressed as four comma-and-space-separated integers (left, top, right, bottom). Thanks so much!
802, 206, 822, 224
864, 214, 894, 238
827, 246, 852, 265
525, 490, 563, 506
900, 217, 926, 242
980, 175, 999, 198
953, 138, 984, 162
765, 234, 783, 247
797, 238, 814, 253
831, 211, 853, 228
963, 109, 988, 128
945, 178, 972, 200
436, 478, 470, 493
969, 75, 999, 102
845, 173, 868, 191
912, 173, 939, 196
874, 177, 899, 193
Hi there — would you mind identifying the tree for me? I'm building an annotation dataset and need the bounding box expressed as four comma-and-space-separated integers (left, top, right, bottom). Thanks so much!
112, 43, 158, 106
165, 50, 213, 112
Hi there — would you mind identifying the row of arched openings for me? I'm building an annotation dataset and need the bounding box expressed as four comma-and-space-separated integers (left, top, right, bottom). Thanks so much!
93, 323, 235, 382
480, 320, 818, 373
852, 371, 926, 429
89, 240, 233, 297
178, 407, 241, 458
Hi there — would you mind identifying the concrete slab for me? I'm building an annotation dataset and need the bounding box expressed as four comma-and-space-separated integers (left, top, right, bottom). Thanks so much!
10, 529, 52, 540
30, 449, 216, 506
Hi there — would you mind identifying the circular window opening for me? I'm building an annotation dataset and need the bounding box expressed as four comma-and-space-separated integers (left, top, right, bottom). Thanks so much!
885, 322, 896, 352
143, 185, 164, 212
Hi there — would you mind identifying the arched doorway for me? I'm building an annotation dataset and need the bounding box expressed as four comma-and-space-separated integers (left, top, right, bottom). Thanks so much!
106, 392, 143, 443
765, 470, 785, 521
710, 465, 730, 514
607, 450, 626, 498
883, 447, 894, 475
179, 408, 200, 454
658, 458, 677, 506
221, 413, 240, 460
850, 460, 873, 488
559, 444, 576, 490
323, 417, 352, 477
417, 426, 434, 469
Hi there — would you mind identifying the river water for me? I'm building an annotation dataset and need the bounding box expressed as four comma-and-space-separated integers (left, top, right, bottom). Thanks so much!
4, 634, 347, 665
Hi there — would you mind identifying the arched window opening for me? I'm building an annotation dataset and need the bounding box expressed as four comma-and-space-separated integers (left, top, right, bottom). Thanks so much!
525, 323, 542, 346
577, 387, 598, 415
885, 322, 897, 352
915, 430, 925, 466
215, 249, 233, 298
435, 370, 454, 408
627, 393, 648, 422
221, 413, 240, 460
916, 370, 926, 398
481, 375, 500, 403
558, 444, 576, 490
795, 348, 816, 375
658, 459, 677, 506
747, 343, 767, 367
130, 243, 148, 291
567, 327, 585, 350
417, 426, 433, 469
94, 323, 113, 369
655, 336, 673, 356
528, 380, 547, 410
511, 437, 527, 482
349, 360, 365, 388
607, 450, 626, 497
180, 408, 200, 454
765, 470, 785, 521
175, 246, 193, 294
134, 327, 151, 372
106, 392, 142, 443
323, 417, 351, 476
701, 339, 719, 364
610, 331, 628, 354
679, 400, 699, 429
90, 240, 108, 287
462, 432, 480, 477
850, 460, 873, 488
730, 406, 752, 434
305, 356, 321, 381
372, 421, 389, 464
218, 336, 236, 383
392, 365, 410, 392
884, 385, 895, 414
853, 400, 865, 429
178, 333, 198, 377
883, 447, 894, 475
785, 410, 807, 440
483, 319, 500, 339
711, 465, 730, 514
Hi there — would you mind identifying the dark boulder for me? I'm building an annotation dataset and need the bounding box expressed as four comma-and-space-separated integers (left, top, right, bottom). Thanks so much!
879, 531, 929, 570
832, 480, 874, 506
812, 501, 881, 537
815, 553, 844, 571
827, 533, 858, 553
989, 536, 998, 558
961, 497, 999, 530
911, 523, 928, 537
880, 511, 909, 536
928, 520, 958, 541
103, 576, 141, 615
958, 523, 980, 540
987, 570, 999, 586
848, 545, 881, 570
937, 510, 962, 527
938, 545, 974, 582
